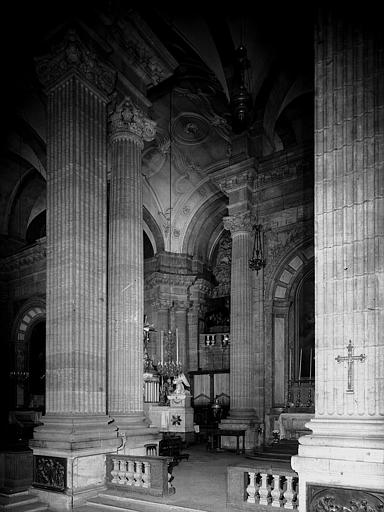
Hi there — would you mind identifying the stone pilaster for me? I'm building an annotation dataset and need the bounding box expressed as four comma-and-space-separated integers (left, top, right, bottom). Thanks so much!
29, 30, 118, 511
108, 97, 157, 440
292, 9, 384, 508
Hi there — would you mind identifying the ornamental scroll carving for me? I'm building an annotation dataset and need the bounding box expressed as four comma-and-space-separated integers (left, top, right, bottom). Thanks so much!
223, 211, 253, 235
109, 98, 156, 147
35, 29, 115, 96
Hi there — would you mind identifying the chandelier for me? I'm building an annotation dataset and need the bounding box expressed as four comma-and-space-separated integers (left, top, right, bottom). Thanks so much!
249, 224, 266, 273
230, 44, 252, 134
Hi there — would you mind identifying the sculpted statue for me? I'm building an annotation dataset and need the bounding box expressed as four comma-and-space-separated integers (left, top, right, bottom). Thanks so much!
173, 373, 190, 395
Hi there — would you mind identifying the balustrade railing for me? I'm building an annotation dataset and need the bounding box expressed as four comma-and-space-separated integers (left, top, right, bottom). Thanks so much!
227, 464, 299, 510
106, 454, 175, 497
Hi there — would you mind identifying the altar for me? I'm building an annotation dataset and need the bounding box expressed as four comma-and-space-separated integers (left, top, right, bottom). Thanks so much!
147, 375, 195, 443
147, 400, 194, 443
277, 412, 314, 440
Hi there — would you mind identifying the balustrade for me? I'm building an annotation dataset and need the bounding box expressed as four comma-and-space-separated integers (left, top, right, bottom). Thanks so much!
228, 464, 299, 510
106, 454, 175, 497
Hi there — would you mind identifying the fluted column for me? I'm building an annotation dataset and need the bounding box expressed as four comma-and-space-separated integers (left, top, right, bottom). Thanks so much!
108, 98, 156, 429
223, 211, 255, 416
292, 9, 384, 506
30, 30, 118, 450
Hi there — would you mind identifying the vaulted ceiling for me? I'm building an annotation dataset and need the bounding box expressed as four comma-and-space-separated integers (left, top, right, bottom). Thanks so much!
0, 2, 314, 260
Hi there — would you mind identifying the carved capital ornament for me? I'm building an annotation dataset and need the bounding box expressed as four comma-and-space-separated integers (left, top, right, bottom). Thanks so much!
35, 29, 116, 97
223, 211, 253, 235
109, 98, 156, 147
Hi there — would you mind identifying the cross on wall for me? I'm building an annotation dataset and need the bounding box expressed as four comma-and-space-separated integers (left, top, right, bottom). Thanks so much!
335, 340, 366, 393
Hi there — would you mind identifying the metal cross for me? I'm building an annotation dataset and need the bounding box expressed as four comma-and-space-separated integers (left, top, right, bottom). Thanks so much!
335, 340, 366, 393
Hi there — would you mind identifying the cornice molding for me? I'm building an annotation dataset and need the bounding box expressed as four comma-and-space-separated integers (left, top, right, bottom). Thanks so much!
0, 238, 47, 274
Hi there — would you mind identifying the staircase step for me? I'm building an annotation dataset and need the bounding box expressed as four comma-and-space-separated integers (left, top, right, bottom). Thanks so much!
0, 491, 48, 511
79, 489, 206, 512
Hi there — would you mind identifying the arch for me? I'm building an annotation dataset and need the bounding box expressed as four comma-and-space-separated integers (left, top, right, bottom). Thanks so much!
11, 298, 46, 408
143, 206, 165, 254
268, 240, 314, 411
182, 191, 227, 260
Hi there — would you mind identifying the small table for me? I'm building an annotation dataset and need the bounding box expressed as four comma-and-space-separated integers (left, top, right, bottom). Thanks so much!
217, 429, 246, 454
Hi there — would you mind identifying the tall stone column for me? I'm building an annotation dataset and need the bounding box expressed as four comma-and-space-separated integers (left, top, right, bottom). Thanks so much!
108, 98, 158, 443
223, 211, 255, 415
29, 30, 119, 510
292, 10, 384, 508
219, 210, 259, 449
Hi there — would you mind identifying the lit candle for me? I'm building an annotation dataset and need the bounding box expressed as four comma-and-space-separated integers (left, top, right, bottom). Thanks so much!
176, 328, 179, 363
298, 348, 302, 382
160, 330, 163, 363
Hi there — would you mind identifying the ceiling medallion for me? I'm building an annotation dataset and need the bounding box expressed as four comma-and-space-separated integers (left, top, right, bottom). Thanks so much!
172, 113, 210, 145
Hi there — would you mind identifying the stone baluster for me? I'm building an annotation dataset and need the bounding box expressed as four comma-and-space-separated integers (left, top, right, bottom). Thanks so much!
259, 472, 269, 505
111, 458, 120, 484
271, 474, 281, 507
283, 475, 295, 509
134, 461, 143, 486
143, 461, 151, 488
108, 97, 156, 430
127, 460, 135, 486
246, 471, 257, 503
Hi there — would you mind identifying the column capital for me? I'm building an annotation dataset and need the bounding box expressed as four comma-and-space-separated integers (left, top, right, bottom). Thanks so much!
35, 29, 116, 97
223, 211, 253, 235
109, 97, 156, 147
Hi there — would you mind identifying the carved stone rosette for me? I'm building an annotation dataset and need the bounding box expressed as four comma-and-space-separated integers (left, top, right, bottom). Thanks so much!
35, 29, 115, 96
223, 211, 253, 236
109, 98, 156, 148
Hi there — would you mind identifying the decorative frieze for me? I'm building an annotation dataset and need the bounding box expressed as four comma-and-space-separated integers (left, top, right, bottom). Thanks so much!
307, 484, 384, 512
0, 238, 46, 273
35, 29, 115, 96
109, 97, 156, 147
33, 456, 66, 492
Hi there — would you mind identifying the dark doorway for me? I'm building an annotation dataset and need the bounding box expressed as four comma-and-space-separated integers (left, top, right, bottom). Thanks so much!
28, 321, 45, 412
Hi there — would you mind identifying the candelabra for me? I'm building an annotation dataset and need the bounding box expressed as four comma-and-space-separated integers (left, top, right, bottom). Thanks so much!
157, 329, 183, 377
10, 370, 29, 382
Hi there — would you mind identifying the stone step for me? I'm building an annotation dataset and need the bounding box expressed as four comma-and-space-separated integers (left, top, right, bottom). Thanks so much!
78, 489, 206, 512
0, 491, 48, 512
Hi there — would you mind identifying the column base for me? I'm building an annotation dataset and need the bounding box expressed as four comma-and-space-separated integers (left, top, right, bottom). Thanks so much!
291, 418, 384, 510
28, 414, 120, 511
219, 409, 260, 451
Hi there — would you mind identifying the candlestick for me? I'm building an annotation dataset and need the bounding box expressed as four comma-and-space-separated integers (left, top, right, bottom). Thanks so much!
160, 330, 163, 364
298, 348, 302, 382
309, 348, 312, 379
176, 328, 179, 363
